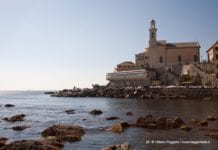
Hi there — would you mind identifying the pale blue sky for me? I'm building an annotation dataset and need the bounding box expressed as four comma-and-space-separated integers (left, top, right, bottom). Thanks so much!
0, 0, 217, 90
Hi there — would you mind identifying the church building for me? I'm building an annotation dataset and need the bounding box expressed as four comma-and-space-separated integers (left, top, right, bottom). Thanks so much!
106, 20, 201, 87
136, 20, 200, 69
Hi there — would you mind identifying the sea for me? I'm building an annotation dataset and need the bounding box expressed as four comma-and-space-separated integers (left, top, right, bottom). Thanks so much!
0, 91, 217, 150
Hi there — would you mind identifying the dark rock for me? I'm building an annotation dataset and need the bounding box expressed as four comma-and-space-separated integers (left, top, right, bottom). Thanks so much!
44, 91, 55, 94
189, 119, 201, 125
205, 133, 218, 139
136, 114, 155, 127
111, 122, 129, 134
1, 140, 60, 150
199, 128, 218, 132
39, 136, 64, 148
65, 109, 75, 114
207, 116, 217, 121
147, 123, 157, 129
89, 109, 103, 115
12, 126, 28, 131
102, 142, 135, 150
0, 137, 8, 148
156, 117, 167, 129
120, 122, 129, 128
174, 117, 184, 125
4, 104, 15, 108
199, 120, 208, 126
180, 125, 192, 131
106, 116, 119, 120
126, 112, 133, 116
41, 124, 85, 142
3, 114, 26, 122
166, 117, 184, 128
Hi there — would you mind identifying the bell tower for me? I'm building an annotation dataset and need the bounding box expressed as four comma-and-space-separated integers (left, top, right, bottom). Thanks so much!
149, 19, 157, 47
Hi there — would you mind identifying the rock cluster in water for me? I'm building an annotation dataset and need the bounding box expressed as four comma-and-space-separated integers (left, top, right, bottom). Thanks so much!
49, 86, 218, 100
135, 115, 184, 129
1, 102, 218, 149
102, 142, 135, 150
0, 124, 85, 149
3, 114, 26, 122
41, 124, 85, 142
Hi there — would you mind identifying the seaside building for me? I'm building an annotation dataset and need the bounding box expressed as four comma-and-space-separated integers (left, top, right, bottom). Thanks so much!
207, 41, 218, 78
145, 20, 200, 69
116, 61, 138, 71
106, 20, 204, 86
106, 69, 156, 87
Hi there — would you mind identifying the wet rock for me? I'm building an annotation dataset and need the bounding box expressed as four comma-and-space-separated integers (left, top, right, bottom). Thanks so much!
3, 114, 26, 122
65, 109, 75, 114
205, 133, 218, 140
44, 91, 55, 94
199, 128, 218, 132
39, 136, 64, 148
0, 137, 8, 148
189, 119, 201, 125
4, 104, 15, 108
166, 117, 184, 128
180, 125, 192, 131
106, 116, 119, 120
207, 116, 217, 121
147, 123, 157, 129
41, 124, 85, 142
89, 109, 103, 115
156, 117, 167, 129
126, 112, 133, 116
1, 140, 60, 150
136, 114, 155, 128
111, 122, 129, 134
202, 97, 212, 101
102, 142, 135, 150
174, 117, 184, 125
12, 126, 28, 131
199, 120, 208, 126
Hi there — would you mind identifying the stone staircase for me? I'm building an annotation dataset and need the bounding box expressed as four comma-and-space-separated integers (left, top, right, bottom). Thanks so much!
182, 64, 218, 86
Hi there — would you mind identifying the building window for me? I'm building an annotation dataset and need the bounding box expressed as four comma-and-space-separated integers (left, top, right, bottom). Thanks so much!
216, 54, 218, 59
194, 55, 198, 62
216, 47, 218, 51
151, 33, 154, 38
216, 64, 218, 69
159, 57, 163, 63
178, 56, 182, 62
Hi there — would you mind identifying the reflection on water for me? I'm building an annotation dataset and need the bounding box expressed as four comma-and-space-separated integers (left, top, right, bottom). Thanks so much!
0, 91, 217, 149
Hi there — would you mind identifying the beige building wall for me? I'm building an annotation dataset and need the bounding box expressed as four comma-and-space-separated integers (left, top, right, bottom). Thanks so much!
166, 47, 199, 66
154, 45, 167, 68
146, 20, 200, 68
207, 41, 218, 78
135, 50, 149, 68
148, 46, 199, 68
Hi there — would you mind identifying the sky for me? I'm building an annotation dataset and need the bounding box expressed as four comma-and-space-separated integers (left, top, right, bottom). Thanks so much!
0, 0, 217, 90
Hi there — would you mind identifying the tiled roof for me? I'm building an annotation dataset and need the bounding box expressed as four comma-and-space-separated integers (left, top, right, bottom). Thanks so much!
166, 42, 200, 48
118, 61, 135, 65
157, 41, 200, 48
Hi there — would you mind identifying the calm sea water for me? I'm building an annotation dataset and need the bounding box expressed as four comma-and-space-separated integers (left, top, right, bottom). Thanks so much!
0, 91, 217, 150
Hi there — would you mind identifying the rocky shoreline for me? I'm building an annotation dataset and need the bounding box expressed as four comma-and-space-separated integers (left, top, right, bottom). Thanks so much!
0, 104, 218, 149
47, 86, 218, 100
